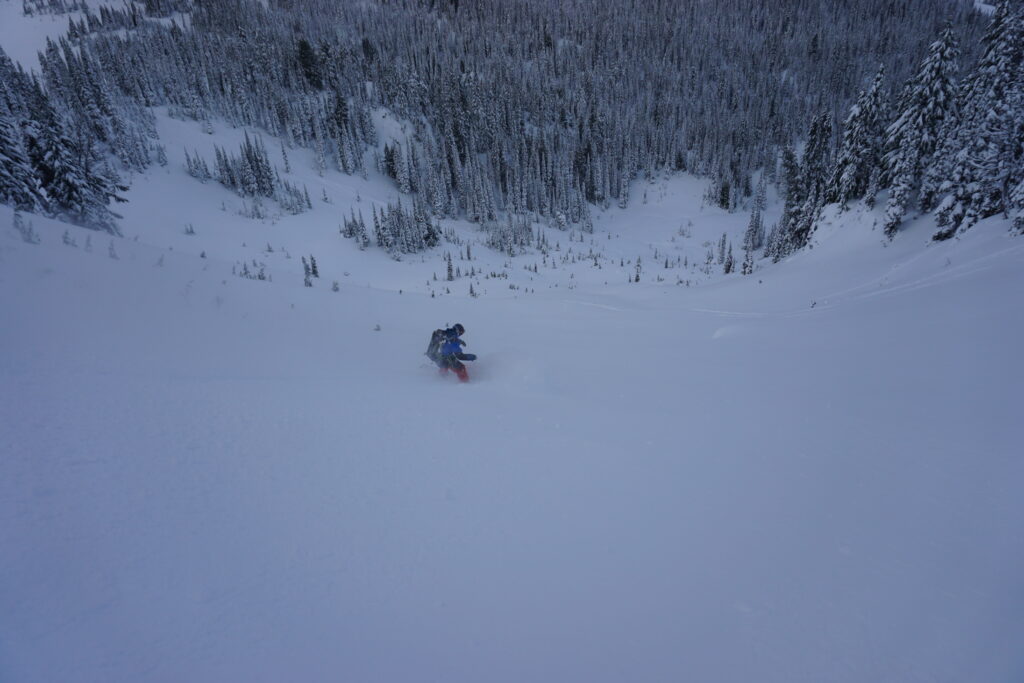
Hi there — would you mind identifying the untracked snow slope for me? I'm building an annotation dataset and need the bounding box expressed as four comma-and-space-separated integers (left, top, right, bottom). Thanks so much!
2, 192, 1023, 683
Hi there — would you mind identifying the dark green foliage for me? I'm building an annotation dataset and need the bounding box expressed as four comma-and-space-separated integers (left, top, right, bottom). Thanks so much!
297, 39, 322, 90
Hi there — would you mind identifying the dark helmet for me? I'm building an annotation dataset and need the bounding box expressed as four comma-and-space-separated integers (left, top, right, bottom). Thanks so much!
453, 323, 465, 335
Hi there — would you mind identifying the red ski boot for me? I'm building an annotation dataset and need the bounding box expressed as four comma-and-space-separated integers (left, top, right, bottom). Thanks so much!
454, 366, 469, 382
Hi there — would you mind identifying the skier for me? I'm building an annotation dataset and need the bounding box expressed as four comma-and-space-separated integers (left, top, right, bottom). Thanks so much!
426, 323, 476, 382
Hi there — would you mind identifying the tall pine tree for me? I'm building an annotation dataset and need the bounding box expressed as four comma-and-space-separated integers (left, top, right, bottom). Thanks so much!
881, 24, 959, 238
829, 66, 887, 209
930, 1, 1023, 239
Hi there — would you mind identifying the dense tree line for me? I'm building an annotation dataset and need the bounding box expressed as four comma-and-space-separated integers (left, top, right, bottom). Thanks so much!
927, 2, 1024, 239
339, 195, 440, 255
21, 0, 87, 17
4, 0, 1018, 254
766, 1, 1023, 261
185, 133, 313, 213
1, 48, 125, 231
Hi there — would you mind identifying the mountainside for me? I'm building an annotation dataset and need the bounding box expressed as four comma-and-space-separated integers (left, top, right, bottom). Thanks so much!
2, 1, 1023, 682
4, 138, 1024, 681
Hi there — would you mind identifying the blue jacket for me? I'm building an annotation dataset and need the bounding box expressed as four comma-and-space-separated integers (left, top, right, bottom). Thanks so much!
441, 328, 465, 355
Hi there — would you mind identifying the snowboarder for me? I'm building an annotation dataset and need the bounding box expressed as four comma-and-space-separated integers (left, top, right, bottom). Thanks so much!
426, 323, 476, 382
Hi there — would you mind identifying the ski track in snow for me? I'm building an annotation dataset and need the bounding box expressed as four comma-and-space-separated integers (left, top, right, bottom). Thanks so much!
805, 240, 1024, 311
678, 239, 1024, 321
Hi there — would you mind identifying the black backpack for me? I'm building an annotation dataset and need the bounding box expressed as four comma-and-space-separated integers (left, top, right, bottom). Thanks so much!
425, 329, 445, 362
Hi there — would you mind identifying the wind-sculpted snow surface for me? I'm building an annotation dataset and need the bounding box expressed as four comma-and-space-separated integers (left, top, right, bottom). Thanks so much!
2, 201, 1023, 683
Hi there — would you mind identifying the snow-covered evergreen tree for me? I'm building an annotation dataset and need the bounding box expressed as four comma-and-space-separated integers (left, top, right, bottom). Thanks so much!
12, 211, 40, 244
767, 146, 802, 261
775, 114, 832, 256
741, 243, 754, 275
0, 106, 44, 211
881, 24, 960, 238
829, 66, 887, 209
929, 1, 1023, 239
743, 172, 768, 253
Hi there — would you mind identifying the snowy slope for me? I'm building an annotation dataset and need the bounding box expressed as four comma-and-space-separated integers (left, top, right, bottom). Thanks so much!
3, 172, 1023, 683
0, 0, 109, 72
118, 111, 760, 297
3, 8, 1024, 682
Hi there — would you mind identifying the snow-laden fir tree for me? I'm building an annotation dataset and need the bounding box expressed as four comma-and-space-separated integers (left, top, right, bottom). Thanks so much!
12, 212, 40, 244
741, 243, 754, 275
928, 1, 1024, 239
881, 24, 960, 238
829, 66, 887, 209
774, 114, 832, 257
1013, 174, 1024, 233
923, 1, 1019, 211
33, 116, 125, 232
792, 113, 833, 251
743, 200, 762, 258
0, 105, 44, 211
743, 173, 768, 254
767, 146, 802, 260
0, 46, 123, 232
356, 213, 370, 249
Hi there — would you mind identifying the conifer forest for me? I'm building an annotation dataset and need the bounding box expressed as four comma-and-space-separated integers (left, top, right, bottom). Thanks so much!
2, 0, 1022, 253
